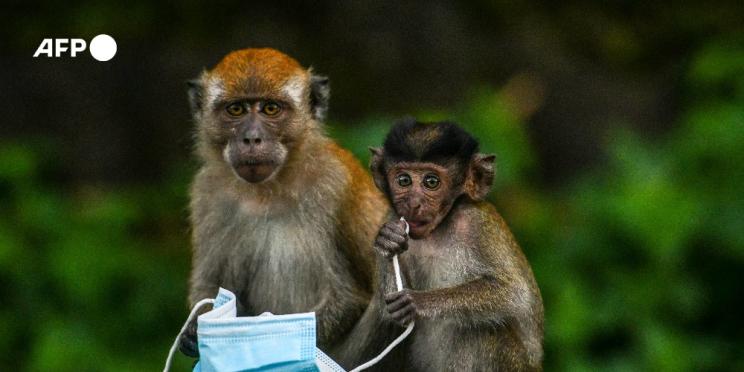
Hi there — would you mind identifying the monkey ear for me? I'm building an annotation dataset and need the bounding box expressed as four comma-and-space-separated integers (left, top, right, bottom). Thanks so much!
368, 147, 389, 194
464, 153, 496, 201
309, 73, 330, 122
186, 78, 204, 116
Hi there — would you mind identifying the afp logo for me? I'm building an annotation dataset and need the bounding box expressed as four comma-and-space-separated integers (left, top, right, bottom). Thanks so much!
33, 34, 117, 62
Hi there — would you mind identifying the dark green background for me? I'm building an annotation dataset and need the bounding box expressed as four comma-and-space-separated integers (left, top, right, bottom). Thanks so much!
1, 1, 743, 371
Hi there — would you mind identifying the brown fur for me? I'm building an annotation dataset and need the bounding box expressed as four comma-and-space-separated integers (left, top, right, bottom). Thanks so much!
182, 48, 388, 362
366, 122, 544, 371
331, 142, 384, 290
211, 48, 305, 94
365, 199, 544, 372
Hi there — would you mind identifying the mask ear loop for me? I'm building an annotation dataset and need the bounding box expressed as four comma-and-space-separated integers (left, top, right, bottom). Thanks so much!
392, 217, 408, 292
349, 217, 414, 372
163, 298, 215, 372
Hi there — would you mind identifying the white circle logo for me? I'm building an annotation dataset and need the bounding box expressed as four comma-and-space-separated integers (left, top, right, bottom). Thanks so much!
89, 34, 117, 62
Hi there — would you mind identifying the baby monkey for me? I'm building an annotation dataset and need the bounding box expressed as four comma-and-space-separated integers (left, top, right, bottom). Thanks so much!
370, 119, 544, 371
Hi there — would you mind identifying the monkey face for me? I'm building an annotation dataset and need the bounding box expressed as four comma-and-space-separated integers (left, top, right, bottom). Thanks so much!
189, 49, 329, 184
217, 98, 294, 183
371, 119, 497, 238
386, 162, 458, 239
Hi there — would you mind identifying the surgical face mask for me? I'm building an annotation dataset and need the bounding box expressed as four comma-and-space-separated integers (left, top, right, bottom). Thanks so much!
163, 288, 344, 372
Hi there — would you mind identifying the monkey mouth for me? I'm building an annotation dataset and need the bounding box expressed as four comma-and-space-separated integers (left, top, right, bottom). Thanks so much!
406, 220, 427, 229
238, 158, 273, 166
234, 160, 277, 183
405, 219, 433, 238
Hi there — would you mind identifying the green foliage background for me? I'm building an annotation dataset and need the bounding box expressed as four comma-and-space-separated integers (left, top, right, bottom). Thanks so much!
2, 30, 744, 372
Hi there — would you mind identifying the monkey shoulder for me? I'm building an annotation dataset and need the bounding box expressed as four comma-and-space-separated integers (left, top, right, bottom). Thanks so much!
459, 199, 504, 223
460, 201, 517, 244
449, 200, 531, 275
324, 142, 377, 192
320, 141, 386, 286
463, 201, 543, 323
448, 200, 506, 238
324, 141, 387, 224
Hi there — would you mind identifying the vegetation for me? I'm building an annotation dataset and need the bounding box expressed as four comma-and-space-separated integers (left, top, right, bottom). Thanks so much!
3, 2, 744, 370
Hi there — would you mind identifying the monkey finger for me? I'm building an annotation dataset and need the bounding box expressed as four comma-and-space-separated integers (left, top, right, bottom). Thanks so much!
391, 243, 407, 254
383, 235, 406, 251
383, 225, 405, 238
389, 308, 408, 322
384, 291, 404, 303
386, 296, 412, 312
374, 244, 389, 256
386, 221, 408, 236
375, 234, 390, 245
386, 220, 404, 229
396, 309, 414, 324
379, 228, 401, 241
380, 225, 400, 239
390, 306, 415, 324
401, 303, 417, 319
380, 239, 402, 254
380, 238, 397, 248
386, 302, 408, 315
387, 232, 406, 244
374, 239, 395, 257
399, 302, 416, 315
377, 233, 399, 246
386, 299, 408, 313
379, 224, 396, 236
178, 333, 200, 357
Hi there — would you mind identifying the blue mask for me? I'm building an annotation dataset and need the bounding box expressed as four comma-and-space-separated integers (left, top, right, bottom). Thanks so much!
165, 284, 410, 372
191, 288, 344, 372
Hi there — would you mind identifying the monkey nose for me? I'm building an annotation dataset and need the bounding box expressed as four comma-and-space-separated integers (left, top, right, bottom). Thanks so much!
409, 203, 421, 214
243, 137, 262, 145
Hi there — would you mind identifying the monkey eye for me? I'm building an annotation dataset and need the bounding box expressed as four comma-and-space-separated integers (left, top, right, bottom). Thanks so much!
423, 174, 440, 190
396, 173, 412, 187
226, 102, 245, 116
262, 101, 282, 116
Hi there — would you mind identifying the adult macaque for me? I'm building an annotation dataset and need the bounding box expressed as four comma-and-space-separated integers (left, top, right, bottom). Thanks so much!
370, 118, 544, 371
178, 48, 387, 362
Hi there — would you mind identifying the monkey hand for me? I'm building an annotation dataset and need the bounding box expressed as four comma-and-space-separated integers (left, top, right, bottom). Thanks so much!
385, 289, 420, 327
374, 220, 409, 259
178, 317, 200, 358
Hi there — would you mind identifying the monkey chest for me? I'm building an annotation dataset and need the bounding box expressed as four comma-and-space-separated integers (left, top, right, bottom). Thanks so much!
403, 242, 485, 290
217, 215, 338, 314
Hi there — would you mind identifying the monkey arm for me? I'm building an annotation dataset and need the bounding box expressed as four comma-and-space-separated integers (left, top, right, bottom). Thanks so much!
187, 175, 229, 308
330, 254, 410, 368
329, 291, 406, 368
413, 275, 530, 326
312, 277, 371, 349
187, 251, 222, 307
317, 249, 403, 340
